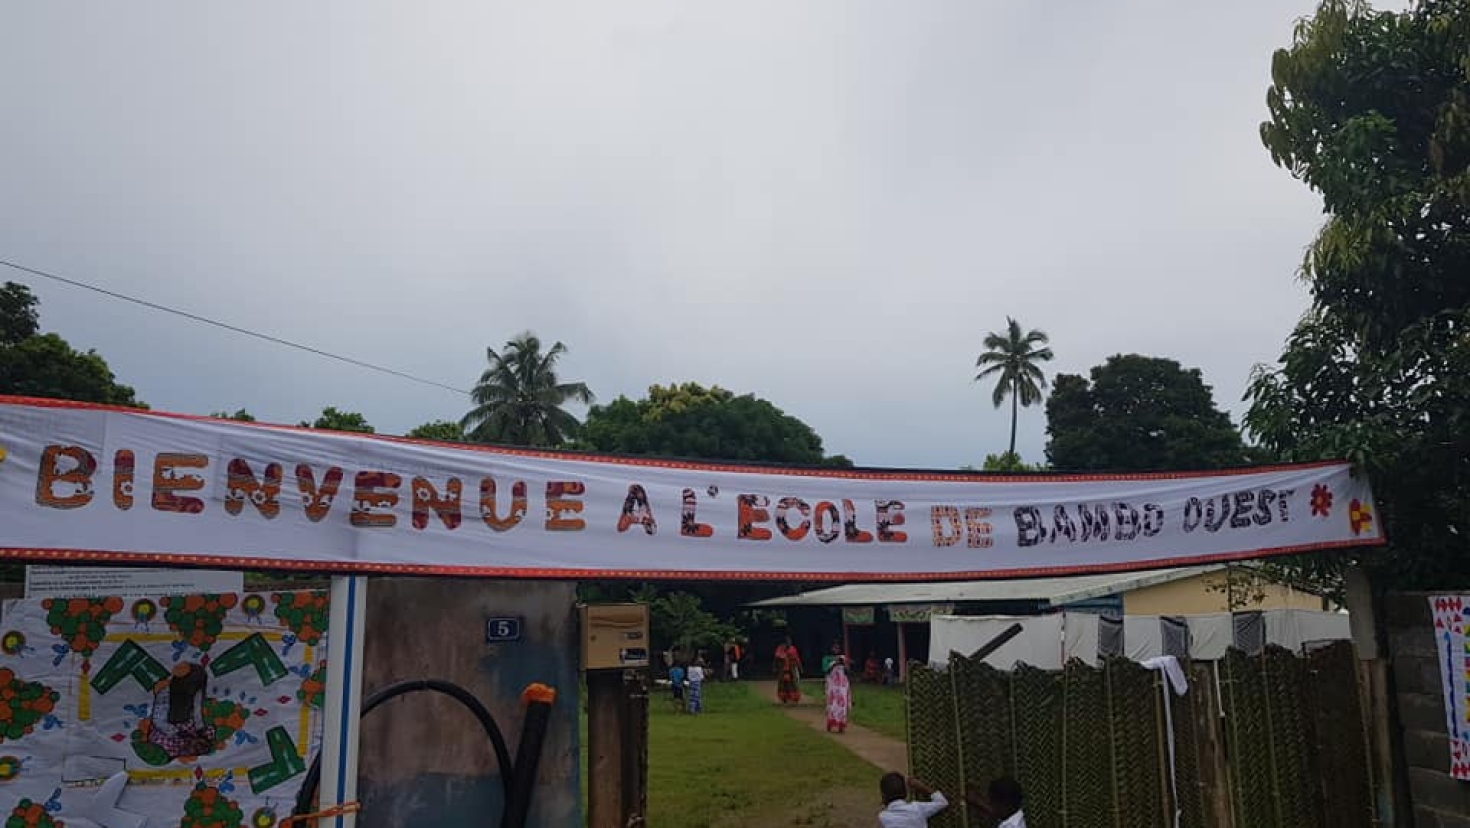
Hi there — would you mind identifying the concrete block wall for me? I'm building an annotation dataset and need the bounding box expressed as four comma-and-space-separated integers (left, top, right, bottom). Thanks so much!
356, 578, 581, 828
1386, 592, 1470, 827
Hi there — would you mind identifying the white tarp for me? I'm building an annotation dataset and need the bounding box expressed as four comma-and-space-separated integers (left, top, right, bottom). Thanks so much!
930, 609, 1350, 669
930, 614, 1065, 669
1186, 613, 1234, 661
0, 398, 1383, 579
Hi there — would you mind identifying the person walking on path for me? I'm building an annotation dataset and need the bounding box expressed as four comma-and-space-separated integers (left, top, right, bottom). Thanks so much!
775, 637, 802, 704
823, 644, 851, 733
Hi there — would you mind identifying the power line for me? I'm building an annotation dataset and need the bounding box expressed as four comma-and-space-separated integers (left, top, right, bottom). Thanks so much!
0, 258, 471, 396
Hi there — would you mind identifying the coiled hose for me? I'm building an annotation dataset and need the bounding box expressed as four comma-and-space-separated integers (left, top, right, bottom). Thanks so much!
292, 678, 556, 828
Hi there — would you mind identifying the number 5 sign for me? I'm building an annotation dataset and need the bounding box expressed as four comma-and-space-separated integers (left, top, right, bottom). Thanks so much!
486, 616, 523, 643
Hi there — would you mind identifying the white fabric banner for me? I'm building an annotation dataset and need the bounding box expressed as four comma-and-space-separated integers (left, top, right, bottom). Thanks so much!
0, 398, 1385, 579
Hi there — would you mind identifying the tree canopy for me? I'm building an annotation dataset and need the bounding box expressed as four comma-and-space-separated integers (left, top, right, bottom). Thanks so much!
579, 382, 850, 466
0, 282, 144, 408
975, 317, 1053, 456
211, 409, 256, 422
462, 332, 594, 447
407, 420, 466, 442
300, 406, 374, 434
1247, 0, 1470, 588
1046, 354, 1247, 471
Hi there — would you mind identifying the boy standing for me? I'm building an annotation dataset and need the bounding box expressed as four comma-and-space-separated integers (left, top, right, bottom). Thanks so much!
878, 772, 948, 827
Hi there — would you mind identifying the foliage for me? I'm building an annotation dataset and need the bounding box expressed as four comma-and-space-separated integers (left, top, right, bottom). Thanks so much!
0, 283, 144, 408
406, 419, 465, 442
580, 382, 847, 466
1248, 0, 1470, 589
975, 317, 1054, 455
211, 408, 255, 422
1046, 354, 1248, 471
981, 451, 1045, 472
634, 587, 738, 658
0, 282, 39, 346
299, 406, 374, 433
462, 331, 594, 447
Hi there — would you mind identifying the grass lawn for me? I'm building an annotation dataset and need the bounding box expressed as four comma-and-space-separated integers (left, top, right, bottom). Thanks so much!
586, 681, 881, 827
850, 682, 908, 742
794, 679, 909, 743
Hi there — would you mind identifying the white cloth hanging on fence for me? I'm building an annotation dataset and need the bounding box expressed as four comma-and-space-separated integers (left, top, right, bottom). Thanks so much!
1142, 656, 1189, 828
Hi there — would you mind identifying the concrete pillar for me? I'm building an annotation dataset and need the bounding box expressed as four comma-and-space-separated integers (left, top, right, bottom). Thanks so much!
354, 579, 580, 828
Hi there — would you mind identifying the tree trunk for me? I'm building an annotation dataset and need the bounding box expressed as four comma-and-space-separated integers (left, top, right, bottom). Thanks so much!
1008, 380, 1018, 455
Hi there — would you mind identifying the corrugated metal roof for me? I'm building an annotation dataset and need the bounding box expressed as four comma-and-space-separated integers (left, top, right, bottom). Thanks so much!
747, 565, 1220, 609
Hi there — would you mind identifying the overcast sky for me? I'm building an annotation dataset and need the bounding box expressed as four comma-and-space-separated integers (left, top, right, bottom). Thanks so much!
0, 2, 1384, 468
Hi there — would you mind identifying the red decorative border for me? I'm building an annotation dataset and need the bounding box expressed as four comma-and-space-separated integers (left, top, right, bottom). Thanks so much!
0, 536, 1385, 582
0, 395, 1354, 484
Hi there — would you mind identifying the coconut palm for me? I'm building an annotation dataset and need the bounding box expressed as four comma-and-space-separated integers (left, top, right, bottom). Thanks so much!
975, 317, 1054, 456
462, 332, 595, 447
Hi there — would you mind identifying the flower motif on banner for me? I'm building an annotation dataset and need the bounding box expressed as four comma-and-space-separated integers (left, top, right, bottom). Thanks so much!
1310, 484, 1333, 518
1349, 499, 1374, 536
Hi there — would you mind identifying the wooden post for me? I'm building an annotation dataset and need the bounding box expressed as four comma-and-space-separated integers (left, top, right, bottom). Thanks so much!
588, 669, 648, 828
587, 670, 623, 828
842, 614, 852, 663
897, 622, 909, 683
1190, 662, 1235, 828
622, 671, 648, 827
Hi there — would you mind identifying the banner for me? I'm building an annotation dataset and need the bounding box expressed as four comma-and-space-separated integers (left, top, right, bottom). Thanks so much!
1431, 596, 1470, 780
0, 589, 327, 827
888, 604, 954, 624
841, 607, 875, 626
0, 398, 1384, 580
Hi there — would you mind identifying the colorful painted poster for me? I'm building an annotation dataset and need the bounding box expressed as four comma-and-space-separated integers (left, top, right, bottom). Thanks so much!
841, 607, 875, 626
1431, 595, 1470, 780
0, 590, 328, 826
0, 397, 1384, 580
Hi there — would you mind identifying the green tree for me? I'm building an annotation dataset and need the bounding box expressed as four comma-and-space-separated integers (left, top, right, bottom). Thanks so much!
580, 382, 847, 465
462, 332, 594, 447
211, 409, 255, 422
300, 407, 374, 434
975, 317, 1053, 456
0, 282, 39, 346
980, 451, 1044, 472
1046, 354, 1247, 471
0, 283, 144, 408
1248, 0, 1470, 590
407, 420, 465, 442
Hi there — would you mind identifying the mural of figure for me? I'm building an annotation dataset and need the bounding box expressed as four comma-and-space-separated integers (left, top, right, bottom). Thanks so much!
144, 663, 214, 760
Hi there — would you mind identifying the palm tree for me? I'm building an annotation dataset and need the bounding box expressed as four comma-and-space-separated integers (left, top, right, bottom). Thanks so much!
975, 317, 1054, 456
462, 332, 595, 447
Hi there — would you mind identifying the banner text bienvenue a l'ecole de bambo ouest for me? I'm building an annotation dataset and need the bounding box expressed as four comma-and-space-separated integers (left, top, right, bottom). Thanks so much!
0, 398, 1386, 580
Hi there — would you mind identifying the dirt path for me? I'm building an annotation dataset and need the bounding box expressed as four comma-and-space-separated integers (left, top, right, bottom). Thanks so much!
753, 680, 908, 772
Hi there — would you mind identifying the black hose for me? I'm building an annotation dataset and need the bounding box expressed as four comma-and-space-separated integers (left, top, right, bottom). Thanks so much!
501, 685, 556, 828
293, 678, 517, 820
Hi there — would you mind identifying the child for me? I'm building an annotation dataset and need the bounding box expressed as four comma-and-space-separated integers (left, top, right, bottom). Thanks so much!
878, 772, 948, 827
686, 658, 706, 714
668, 663, 686, 710
965, 777, 1026, 828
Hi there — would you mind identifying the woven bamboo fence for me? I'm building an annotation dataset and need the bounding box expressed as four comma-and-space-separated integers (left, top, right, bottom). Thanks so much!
906, 641, 1373, 828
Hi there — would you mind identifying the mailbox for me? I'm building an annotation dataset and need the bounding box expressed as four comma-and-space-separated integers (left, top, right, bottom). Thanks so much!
579, 603, 650, 670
